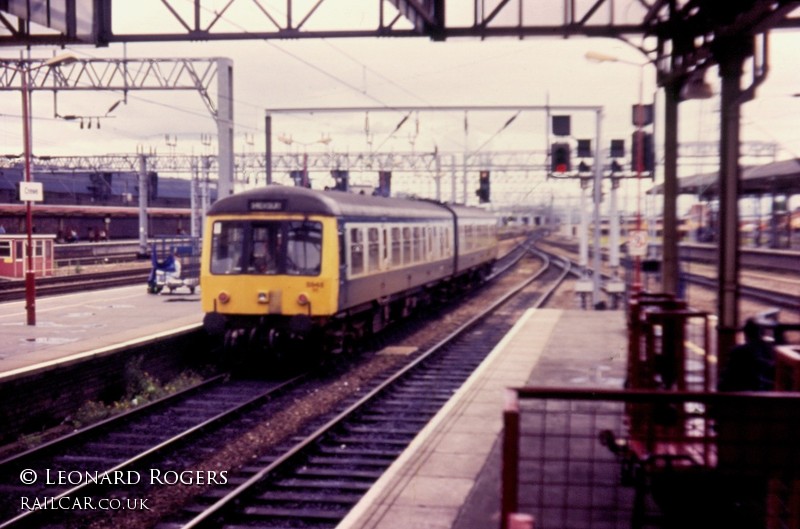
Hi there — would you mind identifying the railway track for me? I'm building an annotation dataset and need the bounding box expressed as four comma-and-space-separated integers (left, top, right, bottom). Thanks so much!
684, 271, 799, 310
0, 266, 150, 302
0, 374, 307, 528
0, 241, 562, 529
542, 237, 800, 276
157, 248, 569, 529
537, 238, 799, 314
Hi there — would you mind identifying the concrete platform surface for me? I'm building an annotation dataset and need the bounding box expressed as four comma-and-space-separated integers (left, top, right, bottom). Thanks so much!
0, 285, 202, 380
336, 308, 628, 529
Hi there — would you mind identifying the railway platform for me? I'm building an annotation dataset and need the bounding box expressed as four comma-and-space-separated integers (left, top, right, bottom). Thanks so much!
0, 285, 202, 380
337, 307, 629, 529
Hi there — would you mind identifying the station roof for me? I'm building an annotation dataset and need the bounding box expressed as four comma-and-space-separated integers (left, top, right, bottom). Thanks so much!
649, 158, 800, 198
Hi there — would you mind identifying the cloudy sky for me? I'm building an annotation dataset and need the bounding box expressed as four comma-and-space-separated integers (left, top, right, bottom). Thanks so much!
2, 1, 799, 208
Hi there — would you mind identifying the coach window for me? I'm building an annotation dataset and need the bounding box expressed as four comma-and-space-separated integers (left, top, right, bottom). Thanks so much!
391, 227, 402, 267
349, 227, 364, 276
412, 226, 422, 262
0, 241, 10, 259
210, 222, 244, 274
402, 227, 412, 265
367, 227, 380, 273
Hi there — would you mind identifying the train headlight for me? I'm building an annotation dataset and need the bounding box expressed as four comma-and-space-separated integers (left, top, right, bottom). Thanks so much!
297, 293, 310, 306
257, 291, 269, 304
218, 291, 231, 304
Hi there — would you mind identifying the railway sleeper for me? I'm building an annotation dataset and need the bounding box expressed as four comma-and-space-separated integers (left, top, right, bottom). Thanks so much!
254, 490, 362, 504
308, 455, 395, 467
295, 467, 386, 480
343, 423, 423, 435
242, 505, 347, 521
317, 444, 399, 458
272, 478, 373, 491
328, 435, 413, 448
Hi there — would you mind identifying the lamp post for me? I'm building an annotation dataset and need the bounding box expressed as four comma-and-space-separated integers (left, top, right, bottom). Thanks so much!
585, 51, 648, 296
13, 53, 77, 325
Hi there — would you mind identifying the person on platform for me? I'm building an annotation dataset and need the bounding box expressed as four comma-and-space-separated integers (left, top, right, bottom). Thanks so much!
717, 318, 775, 391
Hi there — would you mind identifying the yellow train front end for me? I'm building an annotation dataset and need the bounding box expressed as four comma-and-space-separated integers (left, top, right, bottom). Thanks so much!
200, 211, 340, 359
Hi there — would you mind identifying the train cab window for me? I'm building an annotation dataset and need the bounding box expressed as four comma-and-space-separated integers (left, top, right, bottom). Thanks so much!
349, 227, 364, 276
211, 220, 321, 276
367, 227, 380, 273
211, 222, 245, 274
285, 221, 322, 276
248, 224, 280, 274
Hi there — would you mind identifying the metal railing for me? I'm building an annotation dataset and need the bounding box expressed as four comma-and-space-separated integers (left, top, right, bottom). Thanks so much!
501, 388, 800, 529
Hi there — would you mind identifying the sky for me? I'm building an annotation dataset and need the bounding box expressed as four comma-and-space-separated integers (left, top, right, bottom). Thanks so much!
1, 1, 800, 211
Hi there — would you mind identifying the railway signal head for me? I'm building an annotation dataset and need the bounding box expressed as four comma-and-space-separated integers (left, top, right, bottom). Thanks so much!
476, 170, 491, 203
610, 139, 625, 159
631, 131, 655, 173
376, 171, 392, 197
552, 115, 571, 136
551, 143, 571, 173
331, 169, 349, 191
577, 139, 592, 159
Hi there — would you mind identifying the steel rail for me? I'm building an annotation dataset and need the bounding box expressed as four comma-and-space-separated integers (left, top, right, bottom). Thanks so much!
0, 373, 308, 529
179, 247, 569, 528
0, 268, 149, 301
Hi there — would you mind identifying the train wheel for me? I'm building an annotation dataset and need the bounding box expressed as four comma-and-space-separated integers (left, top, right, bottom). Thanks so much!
223, 328, 249, 373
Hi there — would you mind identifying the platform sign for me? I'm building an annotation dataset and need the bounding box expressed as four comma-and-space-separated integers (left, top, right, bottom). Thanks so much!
19, 182, 44, 202
628, 230, 648, 257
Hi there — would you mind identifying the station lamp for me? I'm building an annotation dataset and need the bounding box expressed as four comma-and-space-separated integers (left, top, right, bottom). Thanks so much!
15, 52, 77, 326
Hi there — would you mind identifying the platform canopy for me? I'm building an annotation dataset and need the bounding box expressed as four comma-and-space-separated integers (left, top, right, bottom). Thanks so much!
649, 158, 800, 198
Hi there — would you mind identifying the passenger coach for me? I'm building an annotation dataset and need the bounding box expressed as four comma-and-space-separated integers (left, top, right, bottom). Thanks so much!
201, 186, 497, 360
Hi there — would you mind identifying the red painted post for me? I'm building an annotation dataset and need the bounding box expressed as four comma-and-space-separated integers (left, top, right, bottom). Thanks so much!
21, 64, 36, 326
508, 513, 534, 529
501, 389, 520, 529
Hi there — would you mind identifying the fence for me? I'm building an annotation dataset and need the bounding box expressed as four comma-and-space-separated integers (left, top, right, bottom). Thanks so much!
502, 388, 800, 529
626, 292, 713, 392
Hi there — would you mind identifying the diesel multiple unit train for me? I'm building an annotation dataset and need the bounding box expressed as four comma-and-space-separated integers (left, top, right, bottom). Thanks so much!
201, 186, 499, 361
